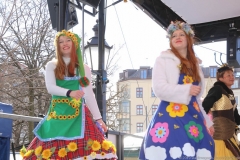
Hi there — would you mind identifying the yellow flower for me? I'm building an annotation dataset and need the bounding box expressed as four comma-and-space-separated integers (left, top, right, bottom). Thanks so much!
41, 149, 52, 159
20, 146, 27, 157
83, 156, 88, 160
20, 152, 24, 157
71, 98, 81, 107
90, 152, 96, 158
58, 148, 67, 157
35, 146, 42, 156
112, 145, 116, 153
91, 140, 101, 151
87, 139, 94, 146
100, 152, 106, 156
67, 142, 78, 152
101, 140, 111, 150
166, 102, 188, 117
183, 75, 193, 84
24, 150, 33, 158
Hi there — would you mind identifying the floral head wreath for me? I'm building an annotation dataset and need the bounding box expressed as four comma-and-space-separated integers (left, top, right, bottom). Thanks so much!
217, 63, 234, 73
167, 21, 194, 38
54, 30, 90, 87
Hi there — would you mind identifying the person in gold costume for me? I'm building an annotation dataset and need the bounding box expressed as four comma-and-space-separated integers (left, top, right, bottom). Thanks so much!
203, 64, 240, 159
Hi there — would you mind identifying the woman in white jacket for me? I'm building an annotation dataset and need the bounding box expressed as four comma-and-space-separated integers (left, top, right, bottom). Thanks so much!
139, 21, 214, 160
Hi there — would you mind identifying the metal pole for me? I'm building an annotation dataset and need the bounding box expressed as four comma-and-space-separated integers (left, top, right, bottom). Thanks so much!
82, 4, 85, 61
97, 0, 106, 121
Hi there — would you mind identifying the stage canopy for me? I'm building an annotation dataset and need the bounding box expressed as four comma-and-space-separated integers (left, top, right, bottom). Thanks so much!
133, 0, 240, 43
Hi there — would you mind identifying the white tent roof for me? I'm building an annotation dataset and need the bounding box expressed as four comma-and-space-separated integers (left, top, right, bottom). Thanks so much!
161, 0, 240, 24
124, 132, 145, 150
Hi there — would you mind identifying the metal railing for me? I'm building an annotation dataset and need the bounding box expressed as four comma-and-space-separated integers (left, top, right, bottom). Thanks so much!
0, 112, 127, 159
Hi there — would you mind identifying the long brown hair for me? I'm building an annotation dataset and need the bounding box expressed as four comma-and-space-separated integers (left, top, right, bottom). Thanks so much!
54, 38, 79, 79
170, 32, 201, 82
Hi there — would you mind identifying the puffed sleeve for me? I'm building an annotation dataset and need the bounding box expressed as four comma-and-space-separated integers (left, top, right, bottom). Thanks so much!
82, 64, 102, 120
45, 61, 68, 96
202, 86, 222, 113
152, 54, 192, 104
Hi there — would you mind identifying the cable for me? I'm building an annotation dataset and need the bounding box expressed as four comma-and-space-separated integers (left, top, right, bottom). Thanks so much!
195, 45, 226, 55
112, 1, 147, 107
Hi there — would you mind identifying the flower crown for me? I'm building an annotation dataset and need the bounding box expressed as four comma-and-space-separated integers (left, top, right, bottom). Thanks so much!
54, 30, 79, 49
217, 63, 233, 73
167, 21, 194, 38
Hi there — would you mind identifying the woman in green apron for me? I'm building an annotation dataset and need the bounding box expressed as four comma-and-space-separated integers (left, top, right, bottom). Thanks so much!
21, 30, 117, 160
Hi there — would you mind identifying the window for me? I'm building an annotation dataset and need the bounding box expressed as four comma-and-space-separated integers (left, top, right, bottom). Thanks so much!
235, 96, 238, 104
210, 67, 217, 78
232, 79, 239, 89
151, 88, 156, 97
136, 88, 143, 98
141, 70, 147, 79
136, 123, 143, 133
119, 119, 130, 133
121, 101, 130, 113
152, 105, 158, 115
136, 105, 143, 115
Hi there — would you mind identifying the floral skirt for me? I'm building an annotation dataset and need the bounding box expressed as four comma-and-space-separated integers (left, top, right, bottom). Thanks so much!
21, 106, 117, 160
139, 97, 215, 160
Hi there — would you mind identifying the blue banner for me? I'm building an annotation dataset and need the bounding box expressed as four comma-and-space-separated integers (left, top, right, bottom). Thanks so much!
0, 137, 10, 160
0, 102, 13, 138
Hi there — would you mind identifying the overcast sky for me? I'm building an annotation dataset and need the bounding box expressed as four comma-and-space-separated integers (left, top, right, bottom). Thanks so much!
71, 1, 226, 83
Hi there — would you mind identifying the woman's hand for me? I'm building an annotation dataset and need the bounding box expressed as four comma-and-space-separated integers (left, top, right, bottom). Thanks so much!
189, 85, 201, 96
96, 119, 107, 132
69, 90, 85, 100
209, 126, 214, 137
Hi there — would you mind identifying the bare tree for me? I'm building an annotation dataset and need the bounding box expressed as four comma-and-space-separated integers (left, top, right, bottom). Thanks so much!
105, 43, 125, 77
0, 0, 55, 146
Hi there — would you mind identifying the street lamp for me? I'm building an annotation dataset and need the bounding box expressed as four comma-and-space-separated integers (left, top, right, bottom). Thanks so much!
84, 20, 112, 72
84, 19, 112, 122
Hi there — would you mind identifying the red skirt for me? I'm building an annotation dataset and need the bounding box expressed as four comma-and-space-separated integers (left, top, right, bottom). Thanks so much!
22, 106, 117, 160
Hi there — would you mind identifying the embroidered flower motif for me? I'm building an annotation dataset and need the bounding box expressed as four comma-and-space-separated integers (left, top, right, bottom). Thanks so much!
83, 156, 88, 160
90, 152, 97, 158
91, 140, 101, 151
41, 149, 52, 159
150, 122, 169, 143
24, 150, 33, 158
166, 102, 188, 117
193, 101, 200, 112
184, 121, 204, 142
101, 152, 106, 156
102, 140, 111, 150
67, 142, 78, 152
35, 146, 42, 156
58, 148, 67, 157
183, 75, 193, 84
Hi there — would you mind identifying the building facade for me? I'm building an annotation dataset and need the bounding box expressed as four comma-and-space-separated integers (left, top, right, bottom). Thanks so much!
117, 66, 240, 134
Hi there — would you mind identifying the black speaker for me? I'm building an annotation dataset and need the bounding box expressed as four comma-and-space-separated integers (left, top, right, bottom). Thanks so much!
79, 0, 101, 9
227, 32, 240, 68
0, 102, 13, 138
47, 0, 78, 31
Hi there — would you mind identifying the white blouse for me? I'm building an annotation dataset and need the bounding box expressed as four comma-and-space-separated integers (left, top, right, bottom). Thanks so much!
45, 57, 102, 120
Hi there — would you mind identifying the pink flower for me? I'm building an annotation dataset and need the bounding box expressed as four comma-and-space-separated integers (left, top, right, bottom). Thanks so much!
189, 126, 199, 137
150, 122, 169, 143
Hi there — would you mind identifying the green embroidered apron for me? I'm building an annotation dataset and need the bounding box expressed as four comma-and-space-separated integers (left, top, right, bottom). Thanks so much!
33, 76, 85, 141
